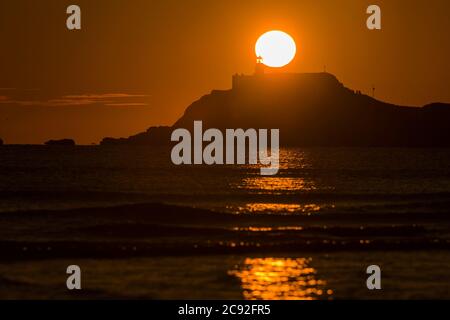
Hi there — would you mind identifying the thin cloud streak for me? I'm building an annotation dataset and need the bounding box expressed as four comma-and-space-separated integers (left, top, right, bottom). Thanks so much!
63, 93, 148, 99
105, 103, 149, 106
0, 92, 150, 107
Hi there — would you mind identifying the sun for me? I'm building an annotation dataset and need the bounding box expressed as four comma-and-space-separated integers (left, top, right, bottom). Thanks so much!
255, 31, 296, 68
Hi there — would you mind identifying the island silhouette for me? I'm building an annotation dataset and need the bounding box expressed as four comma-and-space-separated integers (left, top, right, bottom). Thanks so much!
45, 139, 76, 146
101, 72, 450, 147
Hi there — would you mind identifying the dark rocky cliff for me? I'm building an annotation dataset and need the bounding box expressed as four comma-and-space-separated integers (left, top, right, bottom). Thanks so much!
101, 73, 450, 147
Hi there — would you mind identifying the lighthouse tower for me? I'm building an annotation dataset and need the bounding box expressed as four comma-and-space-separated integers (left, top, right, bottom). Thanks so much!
255, 56, 265, 75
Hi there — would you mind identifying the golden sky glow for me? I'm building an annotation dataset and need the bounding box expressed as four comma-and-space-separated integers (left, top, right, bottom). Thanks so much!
0, 0, 449, 144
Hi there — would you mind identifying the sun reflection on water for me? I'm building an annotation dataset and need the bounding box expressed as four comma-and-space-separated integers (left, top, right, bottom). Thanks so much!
237, 177, 317, 193
229, 257, 333, 300
235, 203, 322, 215
232, 226, 304, 232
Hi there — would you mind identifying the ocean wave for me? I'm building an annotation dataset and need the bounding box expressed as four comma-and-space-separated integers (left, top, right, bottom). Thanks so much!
0, 202, 449, 261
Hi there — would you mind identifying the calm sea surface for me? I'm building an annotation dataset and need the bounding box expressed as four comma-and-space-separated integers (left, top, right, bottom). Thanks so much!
1, 146, 450, 299
1, 145, 450, 214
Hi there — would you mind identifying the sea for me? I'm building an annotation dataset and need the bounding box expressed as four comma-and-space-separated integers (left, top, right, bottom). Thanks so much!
0, 145, 449, 299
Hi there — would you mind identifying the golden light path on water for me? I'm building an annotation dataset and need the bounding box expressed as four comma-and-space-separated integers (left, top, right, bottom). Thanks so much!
227, 151, 334, 299
230, 176, 328, 215
232, 226, 304, 232
237, 177, 317, 193
237, 203, 322, 214
229, 258, 333, 300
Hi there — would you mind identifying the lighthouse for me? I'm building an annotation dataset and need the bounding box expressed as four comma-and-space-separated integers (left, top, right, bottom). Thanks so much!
255, 56, 265, 75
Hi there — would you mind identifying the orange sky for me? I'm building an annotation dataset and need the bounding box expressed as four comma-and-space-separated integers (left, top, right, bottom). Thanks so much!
0, 0, 449, 144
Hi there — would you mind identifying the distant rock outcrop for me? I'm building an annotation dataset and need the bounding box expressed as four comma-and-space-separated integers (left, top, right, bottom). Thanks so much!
101, 72, 450, 147
45, 139, 76, 146
100, 126, 171, 146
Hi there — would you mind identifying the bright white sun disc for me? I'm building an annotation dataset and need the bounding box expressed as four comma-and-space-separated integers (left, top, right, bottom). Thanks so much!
255, 31, 296, 68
